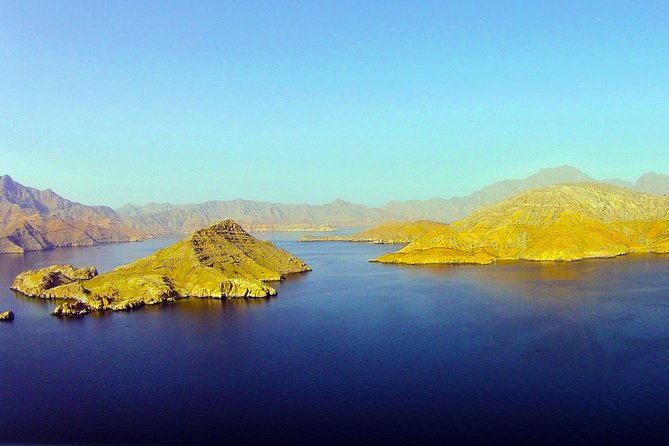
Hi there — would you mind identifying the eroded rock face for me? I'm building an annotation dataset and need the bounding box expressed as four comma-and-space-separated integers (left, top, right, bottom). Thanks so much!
12, 220, 310, 316
376, 183, 669, 265
0, 310, 14, 321
52, 302, 91, 317
11, 265, 98, 298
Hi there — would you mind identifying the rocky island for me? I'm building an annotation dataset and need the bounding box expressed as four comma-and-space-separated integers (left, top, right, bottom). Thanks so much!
375, 183, 669, 265
299, 221, 448, 244
0, 310, 14, 321
11, 220, 311, 316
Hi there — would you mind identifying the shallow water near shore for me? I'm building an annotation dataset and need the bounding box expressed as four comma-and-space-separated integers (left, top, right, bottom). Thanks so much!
2, 234, 669, 444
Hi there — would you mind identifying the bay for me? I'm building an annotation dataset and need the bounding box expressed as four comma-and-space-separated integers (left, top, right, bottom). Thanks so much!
2, 234, 669, 444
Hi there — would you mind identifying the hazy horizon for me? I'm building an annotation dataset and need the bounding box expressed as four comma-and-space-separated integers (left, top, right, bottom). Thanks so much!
2, 1, 667, 208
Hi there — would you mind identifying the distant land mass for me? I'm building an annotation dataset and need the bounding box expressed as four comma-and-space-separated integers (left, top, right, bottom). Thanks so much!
118, 166, 668, 235
117, 198, 390, 235
244, 223, 335, 232
635, 172, 669, 195
11, 220, 311, 316
0, 175, 151, 254
299, 221, 448, 244
375, 183, 669, 265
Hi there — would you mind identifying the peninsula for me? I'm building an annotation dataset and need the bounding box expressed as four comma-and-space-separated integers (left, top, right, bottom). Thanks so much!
0, 175, 151, 254
299, 221, 448, 244
375, 183, 669, 265
11, 220, 311, 316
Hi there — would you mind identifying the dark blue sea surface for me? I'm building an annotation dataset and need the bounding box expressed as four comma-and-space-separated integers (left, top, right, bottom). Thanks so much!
2, 234, 669, 444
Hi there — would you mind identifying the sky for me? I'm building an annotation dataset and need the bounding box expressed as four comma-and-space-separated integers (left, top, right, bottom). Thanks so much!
1, 0, 668, 208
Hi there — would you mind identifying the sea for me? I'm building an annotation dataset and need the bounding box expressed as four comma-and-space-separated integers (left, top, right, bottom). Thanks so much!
2, 233, 669, 445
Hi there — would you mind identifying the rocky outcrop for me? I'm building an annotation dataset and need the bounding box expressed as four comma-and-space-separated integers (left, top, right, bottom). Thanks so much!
52, 302, 91, 317
0, 175, 152, 254
11, 265, 98, 298
12, 220, 311, 316
376, 183, 669, 265
0, 310, 14, 321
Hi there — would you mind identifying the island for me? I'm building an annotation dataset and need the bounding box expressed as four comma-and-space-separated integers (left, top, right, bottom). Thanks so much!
0, 310, 14, 321
299, 221, 448, 244
374, 183, 669, 265
11, 220, 311, 316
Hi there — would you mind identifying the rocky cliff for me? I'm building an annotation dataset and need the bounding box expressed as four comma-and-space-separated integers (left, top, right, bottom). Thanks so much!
299, 221, 448, 244
375, 183, 669, 265
0, 175, 151, 253
11, 220, 311, 316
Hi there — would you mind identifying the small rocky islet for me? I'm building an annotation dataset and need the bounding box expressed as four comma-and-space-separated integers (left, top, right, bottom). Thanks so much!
0, 310, 14, 321
11, 220, 311, 317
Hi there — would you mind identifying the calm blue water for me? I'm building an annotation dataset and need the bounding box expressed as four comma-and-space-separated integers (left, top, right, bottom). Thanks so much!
2, 234, 669, 444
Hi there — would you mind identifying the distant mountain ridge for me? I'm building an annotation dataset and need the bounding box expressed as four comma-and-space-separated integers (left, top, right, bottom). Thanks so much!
635, 172, 669, 195
118, 166, 668, 235
0, 175, 150, 253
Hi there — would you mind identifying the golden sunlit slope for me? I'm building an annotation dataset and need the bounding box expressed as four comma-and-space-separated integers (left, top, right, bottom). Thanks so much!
299, 220, 448, 244
12, 220, 311, 316
375, 183, 669, 265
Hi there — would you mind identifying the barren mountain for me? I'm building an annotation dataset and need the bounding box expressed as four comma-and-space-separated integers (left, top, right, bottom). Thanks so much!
0, 175, 150, 253
635, 172, 669, 195
375, 183, 669, 265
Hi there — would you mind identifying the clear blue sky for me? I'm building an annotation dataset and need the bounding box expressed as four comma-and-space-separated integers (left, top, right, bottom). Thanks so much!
1, 0, 667, 208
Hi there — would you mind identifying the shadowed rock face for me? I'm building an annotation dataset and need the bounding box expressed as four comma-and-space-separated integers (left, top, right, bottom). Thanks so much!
0, 175, 151, 253
11, 220, 311, 316
299, 221, 449, 244
375, 183, 669, 265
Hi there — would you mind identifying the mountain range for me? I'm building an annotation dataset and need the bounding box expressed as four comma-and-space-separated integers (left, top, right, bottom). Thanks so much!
2, 166, 667, 253
118, 166, 669, 234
